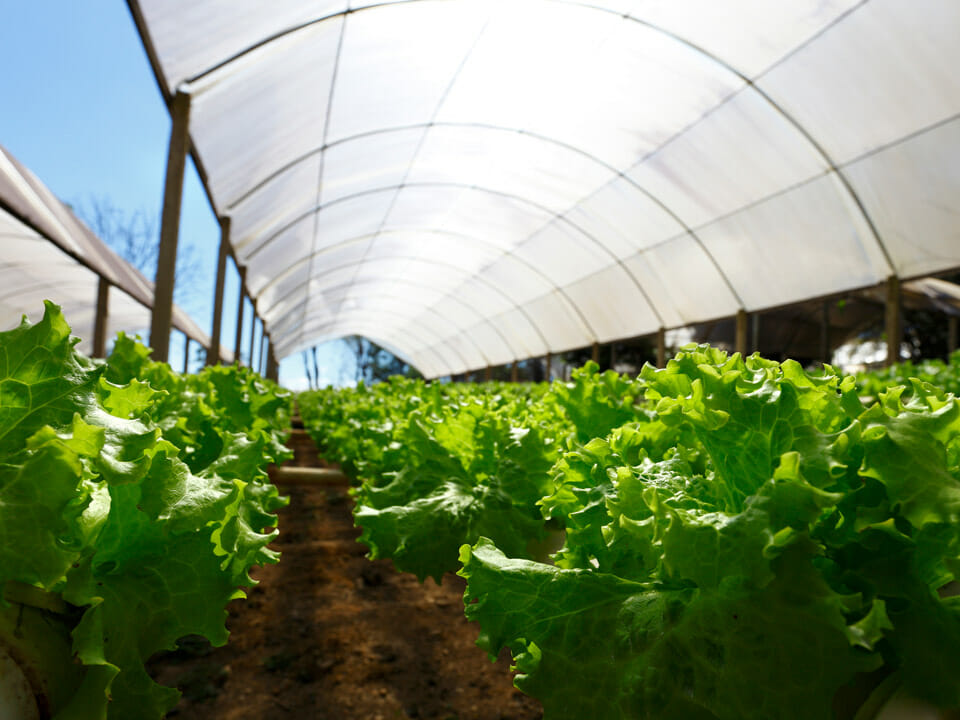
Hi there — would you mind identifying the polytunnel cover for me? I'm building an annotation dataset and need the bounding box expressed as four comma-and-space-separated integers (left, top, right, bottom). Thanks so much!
0, 144, 220, 357
129, 0, 960, 377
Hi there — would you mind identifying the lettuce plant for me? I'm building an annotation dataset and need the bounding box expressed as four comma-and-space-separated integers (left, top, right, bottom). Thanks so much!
461, 345, 960, 719
0, 303, 289, 719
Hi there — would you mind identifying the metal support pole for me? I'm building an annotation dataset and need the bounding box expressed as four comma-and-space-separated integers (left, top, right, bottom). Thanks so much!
92, 276, 110, 358
234, 267, 246, 365
266, 346, 279, 382
484, 365, 492, 382
751, 313, 760, 354
510, 362, 519, 383
591, 341, 599, 365
820, 300, 831, 365
949, 315, 958, 358
735, 309, 748, 357
150, 90, 191, 363
257, 327, 266, 374
248, 313, 257, 372
545, 353, 552, 380
207, 217, 230, 365
183, 335, 191, 374
657, 327, 666, 368
885, 276, 901, 367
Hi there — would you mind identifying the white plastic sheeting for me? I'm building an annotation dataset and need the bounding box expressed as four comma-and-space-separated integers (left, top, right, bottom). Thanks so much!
0, 145, 220, 357
130, 0, 960, 377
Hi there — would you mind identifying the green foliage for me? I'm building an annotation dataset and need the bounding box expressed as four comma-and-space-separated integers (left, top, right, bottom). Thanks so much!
0, 303, 291, 719
857, 349, 960, 399
301, 348, 960, 715
301, 377, 569, 582
459, 345, 960, 719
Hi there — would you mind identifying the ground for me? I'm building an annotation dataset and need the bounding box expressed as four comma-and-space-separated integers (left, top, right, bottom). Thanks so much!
147, 429, 543, 720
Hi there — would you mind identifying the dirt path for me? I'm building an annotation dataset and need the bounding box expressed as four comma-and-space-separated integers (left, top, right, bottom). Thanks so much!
148, 429, 543, 720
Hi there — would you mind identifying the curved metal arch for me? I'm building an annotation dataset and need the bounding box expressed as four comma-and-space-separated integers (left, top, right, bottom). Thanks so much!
275, 320, 440, 376
289, 304, 473, 371
294, 286, 493, 368
294, 318, 466, 375
262, 251, 547, 360
251, 227, 593, 346
230, 119, 726, 318
265, 272, 491, 340
565, 0, 895, 278
230, 120, 623, 212
262, 261, 519, 359
286, 274, 500, 365
269, 298, 447, 359
244, 180, 669, 341
252, 228, 496, 298
282, 310, 466, 376
180, 0, 890, 317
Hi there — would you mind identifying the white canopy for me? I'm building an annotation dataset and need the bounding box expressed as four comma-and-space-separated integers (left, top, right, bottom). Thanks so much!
129, 0, 960, 377
0, 144, 223, 359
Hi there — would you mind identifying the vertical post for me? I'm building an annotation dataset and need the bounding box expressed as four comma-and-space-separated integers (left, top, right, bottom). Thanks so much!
610, 343, 617, 372
591, 341, 599, 365
510, 362, 519, 383
248, 313, 257, 372
885, 276, 901, 367
207, 217, 230, 365
258, 327, 266, 374
751, 313, 760, 354
92, 276, 110, 358
234, 267, 246, 364
266, 346, 279, 382
183, 335, 191, 374
735, 309, 748, 357
545, 352, 552, 380
657, 327, 666, 368
949, 315, 958, 358
484, 365, 492, 382
820, 300, 831, 366
150, 90, 191, 363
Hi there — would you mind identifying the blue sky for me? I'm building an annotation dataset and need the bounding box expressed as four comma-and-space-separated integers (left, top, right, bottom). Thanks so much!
0, 2, 352, 387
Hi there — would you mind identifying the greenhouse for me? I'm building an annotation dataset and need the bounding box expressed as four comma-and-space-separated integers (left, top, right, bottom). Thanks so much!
2, 1, 960, 719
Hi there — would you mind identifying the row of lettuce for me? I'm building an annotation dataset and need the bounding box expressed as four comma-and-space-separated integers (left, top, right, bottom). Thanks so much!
0, 303, 292, 720
299, 348, 960, 720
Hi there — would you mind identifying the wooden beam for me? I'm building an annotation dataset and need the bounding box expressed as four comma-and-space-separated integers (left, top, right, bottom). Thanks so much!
207, 217, 230, 365
484, 365, 492, 382
248, 314, 257, 372
820, 300, 830, 365
272, 466, 348, 486
657, 327, 666, 368
885, 276, 901, 367
266, 344, 279, 382
257, 327, 266, 374
510, 362, 519, 383
149, 90, 191, 363
234, 267, 246, 365
92, 276, 110, 358
735, 309, 748, 357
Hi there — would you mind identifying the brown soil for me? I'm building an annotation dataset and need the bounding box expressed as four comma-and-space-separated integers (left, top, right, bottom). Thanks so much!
148, 428, 543, 720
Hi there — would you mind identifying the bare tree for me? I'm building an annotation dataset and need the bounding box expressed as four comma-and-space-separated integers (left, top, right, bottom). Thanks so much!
73, 195, 202, 307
